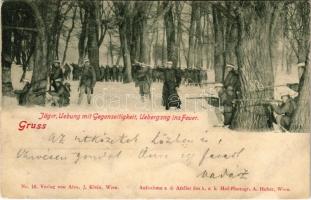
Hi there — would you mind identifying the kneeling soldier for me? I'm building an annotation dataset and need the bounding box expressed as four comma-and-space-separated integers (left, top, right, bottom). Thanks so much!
270, 92, 296, 130
49, 80, 71, 107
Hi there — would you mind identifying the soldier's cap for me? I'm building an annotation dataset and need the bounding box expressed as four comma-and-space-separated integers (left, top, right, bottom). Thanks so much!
64, 82, 71, 87
296, 62, 305, 68
166, 61, 173, 65
64, 82, 71, 91
227, 86, 234, 91
84, 58, 90, 63
226, 64, 237, 70
53, 59, 60, 63
214, 83, 223, 87
23, 79, 30, 83
55, 78, 62, 83
280, 91, 290, 97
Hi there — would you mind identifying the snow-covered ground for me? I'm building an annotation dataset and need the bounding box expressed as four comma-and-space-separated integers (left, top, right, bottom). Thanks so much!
1, 64, 300, 132
3, 65, 217, 112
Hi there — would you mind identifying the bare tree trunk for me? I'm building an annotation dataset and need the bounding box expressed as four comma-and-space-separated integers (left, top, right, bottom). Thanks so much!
78, 8, 88, 65
212, 5, 225, 82
119, 22, 132, 82
224, 20, 237, 66
290, 62, 310, 132
149, 26, 156, 65
30, 23, 48, 104
175, 2, 183, 68
129, 18, 138, 63
87, 3, 100, 80
44, 1, 60, 67
196, 4, 203, 68
109, 32, 114, 65
138, 6, 150, 63
163, 2, 177, 66
161, 23, 166, 65
188, 2, 197, 68
205, 11, 214, 69
181, 39, 189, 66
62, 6, 77, 64
290, 1, 310, 132
51, 0, 62, 60
154, 23, 159, 66
26, 0, 52, 105
1, 26, 14, 96
202, 7, 207, 68
116, 48, 122, 66
231, 2, 276, 131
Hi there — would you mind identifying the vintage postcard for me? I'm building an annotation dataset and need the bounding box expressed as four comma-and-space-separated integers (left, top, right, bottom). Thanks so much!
1, 0, 310, 199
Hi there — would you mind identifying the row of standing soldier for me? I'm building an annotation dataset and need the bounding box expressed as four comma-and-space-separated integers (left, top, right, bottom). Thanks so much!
46, 59, 206, 107
70, 63, 207, 86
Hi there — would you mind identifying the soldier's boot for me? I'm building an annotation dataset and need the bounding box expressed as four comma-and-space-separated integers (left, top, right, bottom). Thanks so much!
78, 91, 83, 105
165, 103, 169, 110
87, 95, 91, 105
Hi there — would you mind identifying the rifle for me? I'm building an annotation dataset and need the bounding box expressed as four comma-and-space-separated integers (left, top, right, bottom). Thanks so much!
187, 95, 220, 107
186, 96, 213, 100
134, 61, 151, 68
233, 99, 282, 103
201, 82, 218, 85
32, 90, 50, 97
248, 83, 297, 93
232, 99, 283, 108
186, 91, 216, 100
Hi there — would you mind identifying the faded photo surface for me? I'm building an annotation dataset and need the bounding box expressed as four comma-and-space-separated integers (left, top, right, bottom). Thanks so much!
1, 0, 310, 198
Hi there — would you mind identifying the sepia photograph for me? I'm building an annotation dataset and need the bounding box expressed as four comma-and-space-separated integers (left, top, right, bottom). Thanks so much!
1, 1, 310, 198
2, 0, 310, 133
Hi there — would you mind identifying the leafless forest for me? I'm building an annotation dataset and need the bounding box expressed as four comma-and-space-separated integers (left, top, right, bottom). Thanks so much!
1, 0, 310, 132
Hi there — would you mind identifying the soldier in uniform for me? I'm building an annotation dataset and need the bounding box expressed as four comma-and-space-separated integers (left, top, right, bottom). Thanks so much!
215, 83, 225, 101
160, 61, 182, 110
14, 79, 32, 105
213, 83, 225, 124
202, 69, 208, 83
183, 68, 189, 85
78, 58, 96, 105
49, 80, 71, 107
109, 65, 114, 81
224, 64, 240, 95
270, 92, 297, 130
136, 63, 152, 102
118, 65, 124, 82
104, 65, 109, 82
100, 65, 105, 81
219, 85, 237, 127
71, 63, 81, 81
112, 65, 118, 82
151, 67, 156, 82
155, 66, 161, 82
63, 63, 72, 80
49, 59, 64, 91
